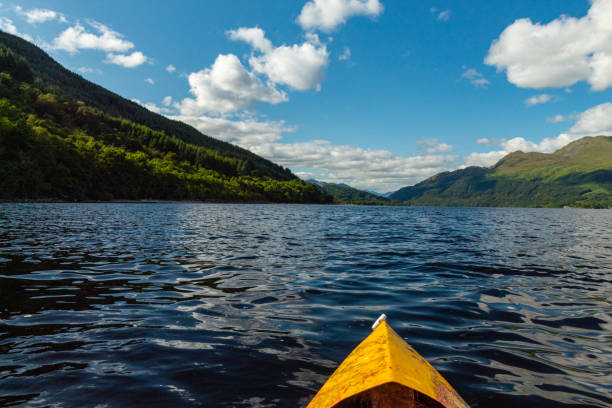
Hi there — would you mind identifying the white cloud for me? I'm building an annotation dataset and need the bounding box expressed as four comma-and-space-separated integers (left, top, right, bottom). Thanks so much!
462, 102, 612, 167
432, 8, 451, 22
172, 113, 457, 191
166, 64, 176, 72
228, 27, 329, 91
172, 115, 291, 146
0, 17, 18, 34
417, 138, 454, 153
485, 0, 612, 91
131, 98, 172, 115
461, 68, 490, 87
170, 28, 330, 163
304, 32, 323, 46
462, 150, 507, 168
251, 140, 458, 191
502, 137, 554, 153
249, 39, 329, 90
105, 51, 148, 68
294, 171, 318, 181
162, 96, 173, 106
465, 136, 568, 168
142, 102, 163, 114
53, 21, 147, 68
227, 27, 272, 53
76, 66, 102, 75
16, 7, 67, 24
338, 46, 351, 61
176, 53, 287, 115
546, 114, 571, 123
567, 102, 612, 136
494, 132, 589, 154
524, 93, 552, 107
0, 17, 33, 41
144, 77, 154, 85
166, 20, 453, 191
297, 0, 383, 32
53, 21, 134, 54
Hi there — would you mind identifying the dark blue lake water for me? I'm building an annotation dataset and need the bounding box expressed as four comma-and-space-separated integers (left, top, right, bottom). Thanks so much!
0, 204, 611, 407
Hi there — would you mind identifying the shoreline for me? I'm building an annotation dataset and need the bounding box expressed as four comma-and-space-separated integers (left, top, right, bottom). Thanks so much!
1, 199, 610, 209
0, 198, 329, 205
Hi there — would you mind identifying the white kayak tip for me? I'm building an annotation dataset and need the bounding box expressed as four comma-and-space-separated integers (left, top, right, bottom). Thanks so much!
372, 313, 386, 330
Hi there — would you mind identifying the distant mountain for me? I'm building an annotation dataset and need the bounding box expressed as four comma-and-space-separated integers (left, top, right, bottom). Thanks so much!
379, 191, 396, 198
0, 31, 330, 203
307, 180, 388, 203
390, 136, 612, 208
362, 188, 386, 196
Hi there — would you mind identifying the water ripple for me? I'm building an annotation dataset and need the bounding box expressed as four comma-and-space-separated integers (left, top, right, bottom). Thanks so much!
0, 204, 611, 407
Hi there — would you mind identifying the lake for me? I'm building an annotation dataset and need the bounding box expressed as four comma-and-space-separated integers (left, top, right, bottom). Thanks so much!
0, 203, 610, 407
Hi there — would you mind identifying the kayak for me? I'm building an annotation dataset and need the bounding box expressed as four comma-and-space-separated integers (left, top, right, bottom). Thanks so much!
307, 315, 469, 408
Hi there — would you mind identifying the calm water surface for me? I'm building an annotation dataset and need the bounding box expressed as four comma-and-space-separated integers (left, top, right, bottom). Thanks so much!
0, 204, 611, 407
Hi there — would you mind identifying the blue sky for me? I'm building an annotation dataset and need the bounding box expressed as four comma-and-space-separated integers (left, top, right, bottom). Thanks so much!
1, 0, 611, 192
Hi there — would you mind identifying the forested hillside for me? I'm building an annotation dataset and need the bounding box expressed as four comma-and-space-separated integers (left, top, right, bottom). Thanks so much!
307, 180, 388, 203
0, 32, 331, 203
390, 136, 612, 208
0, 31, 288, 176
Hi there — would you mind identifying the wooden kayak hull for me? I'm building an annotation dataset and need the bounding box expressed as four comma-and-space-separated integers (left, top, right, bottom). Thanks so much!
307, 320, 469, 408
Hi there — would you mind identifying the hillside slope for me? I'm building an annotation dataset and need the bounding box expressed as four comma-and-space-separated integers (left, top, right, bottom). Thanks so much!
307, 180, 388, 202
0, 31, 292, 180
390, 136, 612, 208
0, 32, 330, 203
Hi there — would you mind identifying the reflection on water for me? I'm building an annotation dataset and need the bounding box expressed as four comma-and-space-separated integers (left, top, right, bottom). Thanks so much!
0, 204, 611, 407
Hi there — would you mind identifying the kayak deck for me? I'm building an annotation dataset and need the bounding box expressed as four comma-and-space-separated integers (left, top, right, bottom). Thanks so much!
333, 382, 446, 408
307, 318, 469, 408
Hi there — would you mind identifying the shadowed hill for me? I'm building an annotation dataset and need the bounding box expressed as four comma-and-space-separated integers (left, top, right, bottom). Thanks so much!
390, 136, 612, 208
307, 180, 389, 202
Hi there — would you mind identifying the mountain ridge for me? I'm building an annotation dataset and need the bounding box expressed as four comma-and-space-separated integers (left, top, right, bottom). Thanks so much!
390, 136, 612, 208
306, 179, 388, 203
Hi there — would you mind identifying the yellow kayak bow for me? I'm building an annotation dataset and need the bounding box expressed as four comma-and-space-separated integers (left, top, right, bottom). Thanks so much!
307, 315, 469, 408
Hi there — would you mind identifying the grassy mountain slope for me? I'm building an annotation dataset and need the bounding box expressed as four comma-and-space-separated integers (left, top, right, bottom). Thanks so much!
390, 136, 612, 208
0, 32, 330, 203
307, 180, 388, 202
